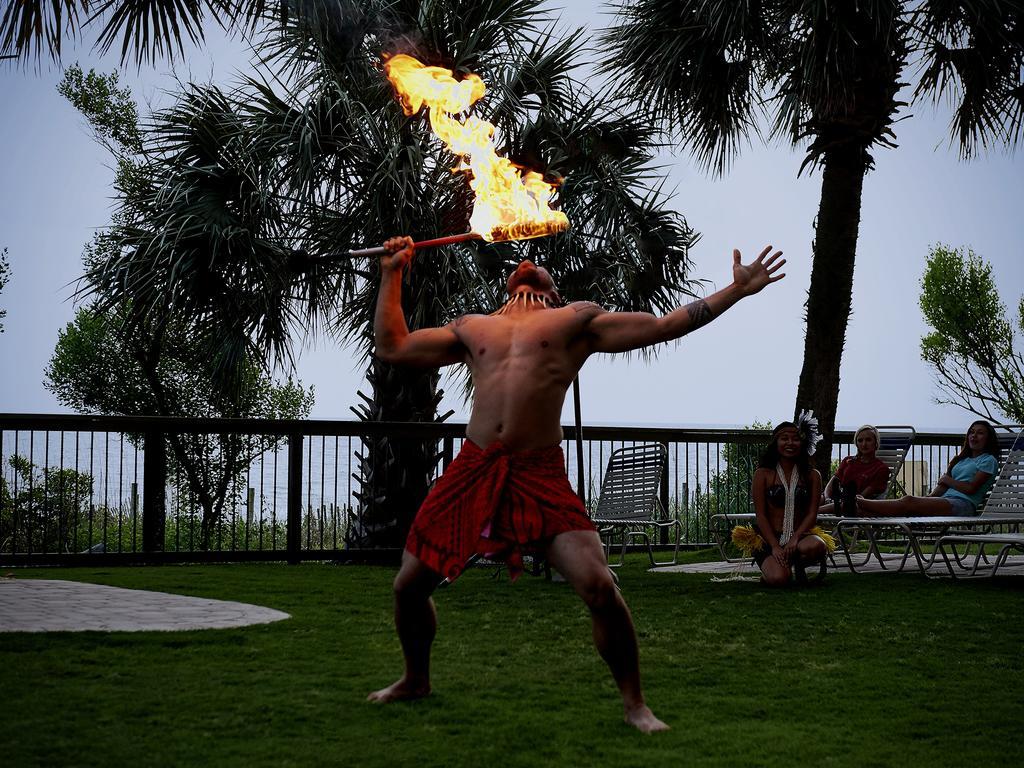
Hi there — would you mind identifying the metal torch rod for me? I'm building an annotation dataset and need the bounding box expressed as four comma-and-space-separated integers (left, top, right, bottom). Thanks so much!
320, 232, 481, 261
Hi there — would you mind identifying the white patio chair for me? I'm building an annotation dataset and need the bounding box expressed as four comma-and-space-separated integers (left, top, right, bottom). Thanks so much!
591, 444, 680, 567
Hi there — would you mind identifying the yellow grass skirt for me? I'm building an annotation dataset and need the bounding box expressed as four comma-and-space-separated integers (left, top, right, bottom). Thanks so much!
731, 524, 837, 558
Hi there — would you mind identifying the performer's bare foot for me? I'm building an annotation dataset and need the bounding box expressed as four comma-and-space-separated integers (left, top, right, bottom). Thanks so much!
624, 704, 670, 733
366, 677, 431, 703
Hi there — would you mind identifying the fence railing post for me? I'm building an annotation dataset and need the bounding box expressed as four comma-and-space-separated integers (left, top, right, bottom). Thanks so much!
287, 434, 303, 565
142, 431, 166, 553
660, 442, 670, 545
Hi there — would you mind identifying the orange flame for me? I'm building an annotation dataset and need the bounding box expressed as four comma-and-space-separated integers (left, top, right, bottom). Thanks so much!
383, 53, 569, 243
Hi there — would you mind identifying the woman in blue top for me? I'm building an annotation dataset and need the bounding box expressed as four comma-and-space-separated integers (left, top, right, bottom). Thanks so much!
856, 420, 999, 516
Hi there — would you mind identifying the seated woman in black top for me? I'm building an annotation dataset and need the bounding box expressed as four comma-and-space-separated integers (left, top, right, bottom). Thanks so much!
733, 415, 834, 586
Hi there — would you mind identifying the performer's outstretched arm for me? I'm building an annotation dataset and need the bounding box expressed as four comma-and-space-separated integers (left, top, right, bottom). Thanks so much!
587, 246, 785, 354
374, 236, 466, 367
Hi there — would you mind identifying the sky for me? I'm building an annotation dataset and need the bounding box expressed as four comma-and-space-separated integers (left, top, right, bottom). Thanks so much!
1, 9, 1022, 433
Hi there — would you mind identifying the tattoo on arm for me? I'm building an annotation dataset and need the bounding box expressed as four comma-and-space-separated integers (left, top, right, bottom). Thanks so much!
453, 316, 470, 327
683, 299, 713, 334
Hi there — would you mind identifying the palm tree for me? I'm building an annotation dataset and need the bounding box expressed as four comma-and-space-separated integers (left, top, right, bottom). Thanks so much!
601, 0, 1024, 473
0, 0, 268, 64
84, 0, 699, 549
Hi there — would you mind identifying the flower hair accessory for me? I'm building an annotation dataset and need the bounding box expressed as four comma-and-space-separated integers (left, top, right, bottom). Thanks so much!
796, 409, 822, 456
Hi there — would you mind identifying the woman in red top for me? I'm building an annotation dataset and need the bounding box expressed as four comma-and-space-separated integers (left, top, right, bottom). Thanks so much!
819, 425, 889, 515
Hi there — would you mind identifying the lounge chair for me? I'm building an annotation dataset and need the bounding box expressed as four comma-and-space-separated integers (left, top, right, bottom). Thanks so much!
995, 425, 1024, 461
591, 443, 680, 567
928, 428, 1024, 578
874, 425, 917, 497
836, 428, 1024, 575
932, 533, 1024, 578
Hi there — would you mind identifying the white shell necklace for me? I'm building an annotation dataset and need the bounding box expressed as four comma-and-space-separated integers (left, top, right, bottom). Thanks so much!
492, 292, 555, 315
775, 463, 799, 545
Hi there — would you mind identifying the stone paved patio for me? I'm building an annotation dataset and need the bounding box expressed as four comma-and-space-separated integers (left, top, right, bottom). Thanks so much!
0, 579, 290, 632
652, 553, 1024, 576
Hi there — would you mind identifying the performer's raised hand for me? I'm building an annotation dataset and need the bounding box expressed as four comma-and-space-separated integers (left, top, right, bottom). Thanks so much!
733, 246, 785, 296
381, 236, 415, 273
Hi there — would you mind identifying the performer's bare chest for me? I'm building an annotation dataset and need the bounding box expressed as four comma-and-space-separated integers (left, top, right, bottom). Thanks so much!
456, 312, 585, 366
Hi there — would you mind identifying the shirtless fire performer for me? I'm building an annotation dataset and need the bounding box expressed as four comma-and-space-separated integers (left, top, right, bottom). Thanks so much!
367, 235, 786, 732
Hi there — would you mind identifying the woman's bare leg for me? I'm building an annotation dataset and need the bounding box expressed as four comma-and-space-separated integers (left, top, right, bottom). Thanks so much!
856, 495, 955, 517
759, 552, 791, 587
797, 535, 827, 560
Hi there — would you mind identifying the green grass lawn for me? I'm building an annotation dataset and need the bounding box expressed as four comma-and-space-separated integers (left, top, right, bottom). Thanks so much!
3, 554, 1023, 768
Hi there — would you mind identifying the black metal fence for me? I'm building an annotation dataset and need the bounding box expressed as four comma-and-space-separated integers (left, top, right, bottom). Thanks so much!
0, 413, 969, 566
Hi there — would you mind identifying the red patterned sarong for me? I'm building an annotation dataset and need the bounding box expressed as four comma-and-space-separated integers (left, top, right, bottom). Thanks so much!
406, 440, 595, 582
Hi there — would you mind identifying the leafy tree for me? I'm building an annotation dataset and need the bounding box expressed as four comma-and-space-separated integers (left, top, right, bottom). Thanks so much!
57, 65, 141, 151
0, 247, 9, 333
920, 244, 1024, 423
45, 300, 314, 548
693, 423, 771, 545
601, 0, 1024, 474
52, 66, 315, 549
78, 1, 700, 548
712, 423, 773, 515
1, 455, 93, 554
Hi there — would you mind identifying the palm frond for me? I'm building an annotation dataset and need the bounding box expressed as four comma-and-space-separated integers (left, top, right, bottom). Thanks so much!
0, 0, 82, 62
0, 0, 284, 65
82, 81, 312, 388
911, 0, 1024, 156
766, 1, 909, 172
599, 0, 774, 174
415, 0, 553, 67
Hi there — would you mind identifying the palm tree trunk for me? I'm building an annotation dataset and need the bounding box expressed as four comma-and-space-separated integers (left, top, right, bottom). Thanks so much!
795, 145, 868, 475
349, 357, 444, 552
